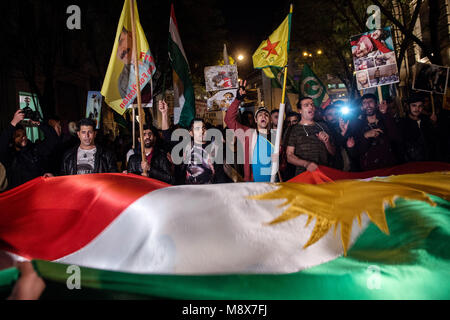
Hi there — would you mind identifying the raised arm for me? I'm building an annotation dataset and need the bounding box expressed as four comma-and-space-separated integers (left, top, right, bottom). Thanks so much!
158, 100, 170, 131
224, 80, 249, 131
0, 110, 23, 163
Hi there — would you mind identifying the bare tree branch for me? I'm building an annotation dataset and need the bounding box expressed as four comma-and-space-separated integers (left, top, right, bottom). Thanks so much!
345, 0, 366, 32
372, 0, 435, 61
397, 0, 423, 70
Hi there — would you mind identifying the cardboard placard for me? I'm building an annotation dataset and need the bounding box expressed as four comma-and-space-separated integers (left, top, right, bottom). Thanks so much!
350, 27, 399, 90
412, 62, 449, 95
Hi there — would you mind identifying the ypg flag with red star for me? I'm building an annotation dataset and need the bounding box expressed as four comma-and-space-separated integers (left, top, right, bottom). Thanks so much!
252, 11, 291, 71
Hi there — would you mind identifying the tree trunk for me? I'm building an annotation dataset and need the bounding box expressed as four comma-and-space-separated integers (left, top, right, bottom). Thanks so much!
428, 0, 443, 64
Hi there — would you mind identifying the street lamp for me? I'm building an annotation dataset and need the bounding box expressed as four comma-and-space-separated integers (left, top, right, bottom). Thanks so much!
317, 49, 323, 55
237, 54, 244, 61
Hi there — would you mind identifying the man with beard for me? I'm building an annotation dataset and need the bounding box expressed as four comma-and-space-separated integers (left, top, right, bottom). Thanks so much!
225, 80, 279, 182
270, 109, 279, 130
127, 125, 174, 184
353, 93, 402, 171
398, 94, 439, 162
286, 97, 336, 175
0, 109, 60, 189
356, 71, 370, 89
61, 118, 118, 175
322, 102, 358, 171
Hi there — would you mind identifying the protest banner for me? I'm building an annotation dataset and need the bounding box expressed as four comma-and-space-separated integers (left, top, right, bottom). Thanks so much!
204, 65, 239, 92
18, 92, 44, 143
100, 0, 156, 116
85, 91, 102, 129
204, 110, 224, 127
195, 99, 207, 119
206, 89, 236, 111
350, 27, 399, 90
412, 62, 449, 95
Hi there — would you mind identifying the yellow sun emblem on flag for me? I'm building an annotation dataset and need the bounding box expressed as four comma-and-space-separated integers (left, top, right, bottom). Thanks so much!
251, 172, 450, 255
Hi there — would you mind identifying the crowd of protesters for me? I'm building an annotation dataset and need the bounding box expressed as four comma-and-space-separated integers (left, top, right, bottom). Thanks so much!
1, 81, 449, 191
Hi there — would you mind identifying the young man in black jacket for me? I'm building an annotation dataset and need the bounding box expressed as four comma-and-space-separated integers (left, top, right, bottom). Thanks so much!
352, 93, 402, 171
61, 118, 118, 175
0, 109, 59, 189
127, 125, 174, 185
398, 94, 439, 162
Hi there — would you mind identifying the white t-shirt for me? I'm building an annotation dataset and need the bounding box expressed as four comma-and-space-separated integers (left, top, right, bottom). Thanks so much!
126, 149, 135, 163
77, 147, 97, 175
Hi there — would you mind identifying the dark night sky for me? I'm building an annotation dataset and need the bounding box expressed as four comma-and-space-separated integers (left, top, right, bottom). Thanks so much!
217, 0, 292, 73
218, 0, 292, 49
0, 0, 297, 122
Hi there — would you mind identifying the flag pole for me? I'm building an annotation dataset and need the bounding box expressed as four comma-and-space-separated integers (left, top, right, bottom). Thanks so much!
132, 106, 136, 150
130, 0, 147, 175
430, 91, 435, 114
377, 86, 383, 103
270, 4, 293, 183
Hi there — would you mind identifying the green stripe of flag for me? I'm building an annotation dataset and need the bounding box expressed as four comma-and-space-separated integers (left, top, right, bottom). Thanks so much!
2, 195, 448, 299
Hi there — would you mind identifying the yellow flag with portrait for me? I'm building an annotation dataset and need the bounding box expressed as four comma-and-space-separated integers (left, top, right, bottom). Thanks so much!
101, 0, 156, 115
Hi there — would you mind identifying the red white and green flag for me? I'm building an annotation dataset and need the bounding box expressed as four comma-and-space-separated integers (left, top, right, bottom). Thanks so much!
168, 4, 195, 128
0, 163, 449, 299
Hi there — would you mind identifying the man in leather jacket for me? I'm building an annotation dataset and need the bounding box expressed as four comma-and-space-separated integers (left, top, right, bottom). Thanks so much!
127, 124, 174, 185
61, 118, 117, 175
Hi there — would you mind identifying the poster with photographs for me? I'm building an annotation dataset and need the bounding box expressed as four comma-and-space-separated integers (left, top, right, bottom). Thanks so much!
19, 92, 43, 122
19, 92, 44, 143
85, 91, 102, 129
412, 63, 449, 95
204, 65, 238, 92
204, 110, 224, 127
207, 89, 236, 111
128, 82, 154, 109
350, 27, 400, 90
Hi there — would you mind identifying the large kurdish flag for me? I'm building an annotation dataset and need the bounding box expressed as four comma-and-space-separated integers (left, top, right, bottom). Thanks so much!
0, 163, 449, 299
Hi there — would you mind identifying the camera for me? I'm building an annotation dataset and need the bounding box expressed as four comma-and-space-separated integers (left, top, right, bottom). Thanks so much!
339, 105, 352, 120
21, 106, 42, 122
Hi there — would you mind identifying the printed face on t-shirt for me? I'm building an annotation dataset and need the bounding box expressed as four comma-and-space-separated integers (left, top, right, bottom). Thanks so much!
77, 147, 96, 175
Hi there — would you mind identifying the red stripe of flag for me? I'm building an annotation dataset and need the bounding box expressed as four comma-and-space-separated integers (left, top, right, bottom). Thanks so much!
0, 174, 168, 260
